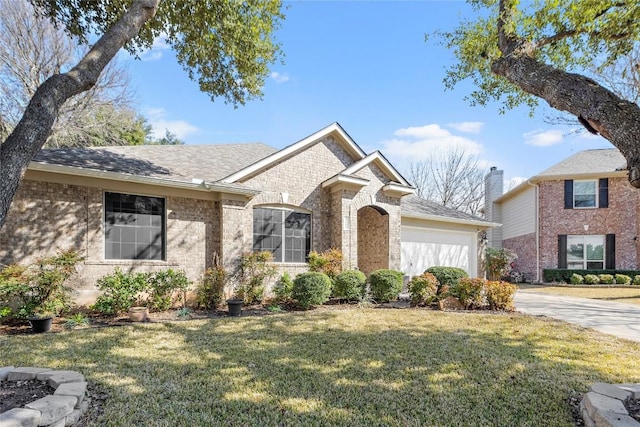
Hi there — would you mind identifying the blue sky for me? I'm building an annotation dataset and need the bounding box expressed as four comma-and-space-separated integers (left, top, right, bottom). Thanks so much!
123, 1, 612, 190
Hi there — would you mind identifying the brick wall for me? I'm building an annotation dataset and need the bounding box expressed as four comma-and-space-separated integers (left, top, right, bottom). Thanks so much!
503, 232, 536, 281
1, 181, 215, 305
357, 206, 389, 276
538, 177, 640, 275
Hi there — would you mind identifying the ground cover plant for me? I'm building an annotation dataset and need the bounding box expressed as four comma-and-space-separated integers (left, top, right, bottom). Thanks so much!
518, 285, 640, 306
1, 308, 639, 426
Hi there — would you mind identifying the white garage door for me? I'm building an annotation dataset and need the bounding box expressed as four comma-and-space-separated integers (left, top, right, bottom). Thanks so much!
401, 226, 474, 277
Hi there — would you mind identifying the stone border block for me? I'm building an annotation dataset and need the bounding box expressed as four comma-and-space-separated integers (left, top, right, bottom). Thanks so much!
24, 395, 75, 425
0, 366, 14, 382
581, 383, 640, 427
591, 383, 633, 402
47, 372, 84, 388
7, 368, 51, 381
0, 408, 41, 427
54, 382, 87, 409
593, 410, 640, 427
36, 371, 82, 382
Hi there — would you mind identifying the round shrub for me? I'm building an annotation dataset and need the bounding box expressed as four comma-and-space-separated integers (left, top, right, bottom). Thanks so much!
333, 270, 366, 301
570, 273, 584, 285
425, 266, 468, 294
485, 280, 516, 311
368, 269, 403, 303
583, 274, 600, 285
598, 274, 614, 284
615, 274, 632, 285
292, 272, 332, 309
634, 275, 640, 286
408, 273, 438, 306
91, 268, 149, 315
451, 278, 485, 309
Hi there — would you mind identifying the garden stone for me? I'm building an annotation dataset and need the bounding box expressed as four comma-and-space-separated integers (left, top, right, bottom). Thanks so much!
618, 384, 640, 400
581, 392, 628, 418
592, 410, 640, 427
47, 419, 66, 427
36, 370, 81, 382
54, 381, 87, 408
47, 372, 84, 388
7, 368, 51, 381
0, 408, 41, 427
591, 382, 632, 402
0, 366, 14, 381
24, 395, 75, 425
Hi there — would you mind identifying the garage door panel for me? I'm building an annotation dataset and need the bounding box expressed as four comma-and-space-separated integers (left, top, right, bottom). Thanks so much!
401, 227, 473, 277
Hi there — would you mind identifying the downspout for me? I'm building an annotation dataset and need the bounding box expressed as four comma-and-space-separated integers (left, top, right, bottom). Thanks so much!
526, 180, 540, 283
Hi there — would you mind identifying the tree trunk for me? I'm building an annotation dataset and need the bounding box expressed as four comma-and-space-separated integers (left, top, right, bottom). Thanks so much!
0, 0, 160, 229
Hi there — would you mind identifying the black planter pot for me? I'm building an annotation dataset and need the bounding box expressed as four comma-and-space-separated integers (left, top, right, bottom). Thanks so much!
226, 299, 243, 317
28, 316, 53, 333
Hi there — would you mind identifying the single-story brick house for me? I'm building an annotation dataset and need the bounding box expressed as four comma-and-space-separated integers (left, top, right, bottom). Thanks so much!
484, 148, 640, 282
1, 123, 495, 303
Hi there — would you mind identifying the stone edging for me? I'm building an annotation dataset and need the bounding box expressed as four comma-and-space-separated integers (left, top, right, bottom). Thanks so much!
0, 366, 89, 427
581, 382, 640, 427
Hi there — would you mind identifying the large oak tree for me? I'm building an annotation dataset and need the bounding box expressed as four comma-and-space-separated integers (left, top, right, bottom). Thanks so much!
0, 0, 283, 228
440, 0, 640, 186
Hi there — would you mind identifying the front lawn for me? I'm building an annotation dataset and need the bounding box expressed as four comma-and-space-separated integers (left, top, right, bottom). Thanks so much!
1, 308, 639, 426
518, 284, 640, 305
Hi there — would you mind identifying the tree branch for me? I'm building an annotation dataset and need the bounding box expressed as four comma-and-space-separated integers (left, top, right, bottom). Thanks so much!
0, 0, 160, 228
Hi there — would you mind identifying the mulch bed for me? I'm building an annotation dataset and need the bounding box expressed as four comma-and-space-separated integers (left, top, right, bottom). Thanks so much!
0, 379, 54, 413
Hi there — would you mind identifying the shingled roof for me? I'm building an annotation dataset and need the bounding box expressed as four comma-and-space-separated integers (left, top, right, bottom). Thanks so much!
32, 143, 279, 183
536, 148, 626, 177
401, 195, 491, 226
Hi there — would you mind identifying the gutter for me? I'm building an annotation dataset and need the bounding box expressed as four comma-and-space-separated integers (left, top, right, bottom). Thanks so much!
28, 162, 260, 197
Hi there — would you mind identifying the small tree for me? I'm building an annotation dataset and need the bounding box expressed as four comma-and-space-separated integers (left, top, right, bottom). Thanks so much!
307, 249, 343, 280
483, 248, 517, 281
237, 251, 277, 304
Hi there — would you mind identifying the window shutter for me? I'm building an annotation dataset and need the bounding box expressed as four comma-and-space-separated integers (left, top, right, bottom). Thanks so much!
599, 178, 609, 208
558, 235, 567, 268
606, 234, 615, 270
564, 180, 573, 209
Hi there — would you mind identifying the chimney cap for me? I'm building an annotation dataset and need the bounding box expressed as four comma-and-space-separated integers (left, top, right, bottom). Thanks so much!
490, 166, 497, 171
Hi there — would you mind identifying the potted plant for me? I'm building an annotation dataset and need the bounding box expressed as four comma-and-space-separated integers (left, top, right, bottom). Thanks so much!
1, 250, 83, 333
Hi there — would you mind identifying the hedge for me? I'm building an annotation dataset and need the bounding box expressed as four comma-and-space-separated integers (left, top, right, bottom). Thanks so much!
543, 269, 640, 283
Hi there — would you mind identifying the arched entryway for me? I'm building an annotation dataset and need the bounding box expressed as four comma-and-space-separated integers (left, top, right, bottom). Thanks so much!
357, 205, 389, 276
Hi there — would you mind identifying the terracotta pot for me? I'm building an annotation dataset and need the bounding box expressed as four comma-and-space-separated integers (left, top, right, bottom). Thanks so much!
128, 306, 148, 322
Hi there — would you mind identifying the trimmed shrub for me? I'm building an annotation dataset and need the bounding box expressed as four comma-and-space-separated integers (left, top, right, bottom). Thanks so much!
615, 274, 632, 285
570, 273, 584, 285
451, 278, 485, 309
333, 270, 366, 301
92, 268, 149, 315
583, 274, 600, 285
485, 280, 516, 311
147, 269, 190, 311
598, 274, 614, 285
543, 269, 640, 283
308, 249, 343, 280
272, 272, 294, 304
425, 266, 468, 295
368, 269, 403, 303
634, 275, 640, 286
196, 266, 227, 309
408, 273, 438, 306
292, 272, 332, 309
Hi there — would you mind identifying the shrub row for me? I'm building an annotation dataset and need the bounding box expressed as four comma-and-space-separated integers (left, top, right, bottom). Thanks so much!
544, 269, 640, 283
569, 273, 639, 286
451, 278, 517, 311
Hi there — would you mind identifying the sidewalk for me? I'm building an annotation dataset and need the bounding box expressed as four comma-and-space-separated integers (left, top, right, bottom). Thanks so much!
514, 291, 640, 343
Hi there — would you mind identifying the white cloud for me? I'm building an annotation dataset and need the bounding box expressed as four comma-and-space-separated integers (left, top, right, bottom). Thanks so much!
523, 129, 564, 147
147, 108, 199, 140
270, 72, 290, 84
447, 121, 484, 133
140, 35, 170, 61
380, 124, 483, 160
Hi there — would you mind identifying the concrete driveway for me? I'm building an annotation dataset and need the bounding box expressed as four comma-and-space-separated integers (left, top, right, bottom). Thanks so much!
514, 291, 640, 343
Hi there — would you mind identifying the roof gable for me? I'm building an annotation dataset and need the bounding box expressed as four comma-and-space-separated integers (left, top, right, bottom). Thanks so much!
221, 122, 365, 183
342, 151, 411, 186
536, 148, 626, 178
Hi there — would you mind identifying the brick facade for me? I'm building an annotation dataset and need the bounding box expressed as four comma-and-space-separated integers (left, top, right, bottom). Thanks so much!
0, 134, 408, 304
503, 232, 536, 281
538, 177, 640, 276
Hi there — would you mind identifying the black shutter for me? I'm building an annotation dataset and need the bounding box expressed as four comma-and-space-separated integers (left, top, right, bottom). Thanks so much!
599, 178, 609, 208
606, 234, 616, 270
558, 235, 567, 268
564, 180, 573, 209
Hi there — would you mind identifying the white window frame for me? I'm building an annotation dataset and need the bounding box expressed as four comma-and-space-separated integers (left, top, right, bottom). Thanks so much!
566, 234, 605, 269
573, 179, 598, 209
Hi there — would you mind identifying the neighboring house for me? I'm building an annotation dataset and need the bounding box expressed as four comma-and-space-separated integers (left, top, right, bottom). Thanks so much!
1, 123, 494, 303
484, 148, 640, 282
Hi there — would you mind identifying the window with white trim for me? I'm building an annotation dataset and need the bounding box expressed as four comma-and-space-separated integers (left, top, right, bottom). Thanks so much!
253, 207, 311, 263
573, 180, 597, 208
104, 192, 165, 260
567, 235, 604, 269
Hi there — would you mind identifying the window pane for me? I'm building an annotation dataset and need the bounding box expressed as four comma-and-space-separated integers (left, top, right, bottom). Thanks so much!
567, 236, 584, 262
585, 236, 604, 261
253, 208, 283, 261
586, 261, 604, 269
104, 192, 165, 260
574, 181, 596, 208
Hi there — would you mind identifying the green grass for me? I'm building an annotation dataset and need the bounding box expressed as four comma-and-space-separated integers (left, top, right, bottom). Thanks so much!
2, 308, 639, 426
518, 284, 640, 305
